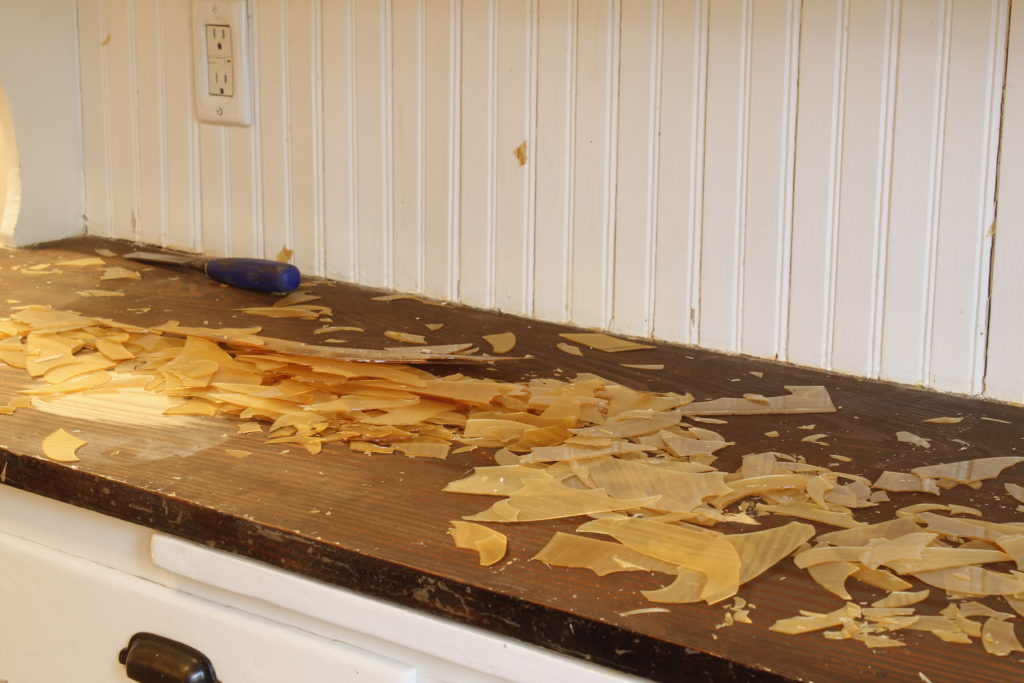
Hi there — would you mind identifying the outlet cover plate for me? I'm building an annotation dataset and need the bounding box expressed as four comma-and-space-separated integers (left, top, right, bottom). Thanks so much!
192, 0, 252, 126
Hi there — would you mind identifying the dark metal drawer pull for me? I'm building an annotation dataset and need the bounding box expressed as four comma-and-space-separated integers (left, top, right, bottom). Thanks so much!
118, 632, 219, 683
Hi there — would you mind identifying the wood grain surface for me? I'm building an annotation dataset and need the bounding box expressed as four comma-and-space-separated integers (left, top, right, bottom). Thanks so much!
0, 237, 1022, 682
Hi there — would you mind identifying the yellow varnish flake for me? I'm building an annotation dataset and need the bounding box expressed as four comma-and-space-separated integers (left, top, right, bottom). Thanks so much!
1006, 482, 1024, 504
555, 342, 583, 356
981, 618, 1024, 656
533, 531, 677, 576
42, 428, 87, 462
56, 257, 106, 267
371, 293, 446, 306
482, 332, 516, 355
449, 521, 507, 566
384, 330, 427, 345
558, 333, 655, 353
100, 266, 141, 280
237, 305, 329, 320
314, 325, 363, 335
273, 291, 321, 307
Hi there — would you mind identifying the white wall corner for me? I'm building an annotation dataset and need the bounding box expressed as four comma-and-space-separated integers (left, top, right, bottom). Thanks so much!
0, 0, 85, 247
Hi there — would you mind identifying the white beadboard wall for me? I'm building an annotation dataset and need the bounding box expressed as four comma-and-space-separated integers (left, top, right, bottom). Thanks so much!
75, 0, 1020, 401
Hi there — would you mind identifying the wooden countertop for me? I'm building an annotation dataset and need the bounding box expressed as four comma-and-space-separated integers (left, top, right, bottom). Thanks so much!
1, 237, 1022, 682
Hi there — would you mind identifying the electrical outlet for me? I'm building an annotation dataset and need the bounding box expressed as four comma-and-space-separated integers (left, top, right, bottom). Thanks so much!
192, 1, 251, 126
207, 61, 234, 97
205, 25, 232, 59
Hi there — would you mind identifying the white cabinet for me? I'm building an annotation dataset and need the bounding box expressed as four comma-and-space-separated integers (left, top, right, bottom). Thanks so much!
0, 485, 638, 683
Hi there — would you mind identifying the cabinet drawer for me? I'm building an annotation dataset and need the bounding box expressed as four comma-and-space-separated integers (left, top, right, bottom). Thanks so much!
0, 530, 415, 683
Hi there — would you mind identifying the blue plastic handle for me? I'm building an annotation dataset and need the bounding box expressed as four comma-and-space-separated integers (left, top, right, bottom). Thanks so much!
204, 258, 301, 293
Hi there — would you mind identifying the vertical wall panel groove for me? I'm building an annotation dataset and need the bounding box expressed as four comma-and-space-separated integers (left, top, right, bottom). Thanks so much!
78, 1, 109, 237
249, 0, 265, 259
564, 0, 577, 323
382, 0, 395, 287
133, 1, 166, 247
280, 1, 292, 254
734, 0, 752, 350
221, 130, 231, 254
825, 0, 849, 371
73, 0, 1019, 399
687, 0, 709, 344
531, 0, 577, 323
99, 1, 115, 238
417, 0, 427, 292
568, 0, 615, 328
986, 0, 1024, 401
867, 0, 900, 378
773, 0, 800, 360
448, 0, 461, 301
961, 0, 1008, 393
486, 0, 497, 308
879, 0, 945, 386
347, 0, 359, 279
610, 0, 657, 336
155, 0, 170, 247
313, 0, 325, 276
524, 0, 539, 317
126, 0, 142, 242
921, 0, 953, 384
602, 0, 620, 330
642, 0, 663, 338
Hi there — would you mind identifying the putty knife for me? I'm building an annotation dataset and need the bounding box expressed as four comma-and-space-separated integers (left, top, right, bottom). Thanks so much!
122, 252, 301, 294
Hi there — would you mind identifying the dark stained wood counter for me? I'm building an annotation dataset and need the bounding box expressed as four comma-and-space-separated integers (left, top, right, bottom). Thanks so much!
1, 237, 1022, 682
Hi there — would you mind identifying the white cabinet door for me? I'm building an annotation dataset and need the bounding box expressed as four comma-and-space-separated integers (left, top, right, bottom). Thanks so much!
0, 529, 416, 683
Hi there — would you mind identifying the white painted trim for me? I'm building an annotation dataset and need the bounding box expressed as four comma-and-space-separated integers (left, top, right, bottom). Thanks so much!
151, 533, 643, 683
